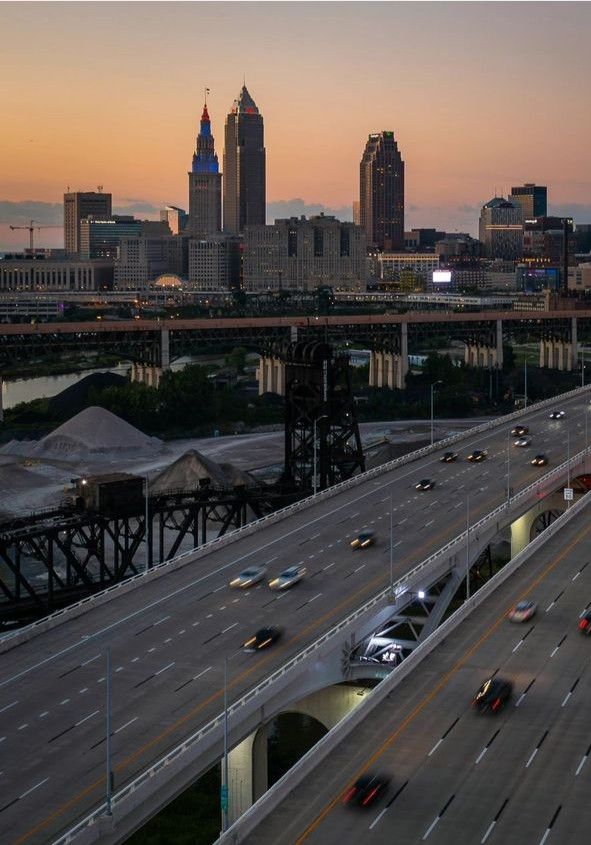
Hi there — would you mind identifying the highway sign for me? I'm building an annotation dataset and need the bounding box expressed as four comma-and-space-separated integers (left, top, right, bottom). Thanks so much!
221, 784, 229, 810
564, 487, 574, 501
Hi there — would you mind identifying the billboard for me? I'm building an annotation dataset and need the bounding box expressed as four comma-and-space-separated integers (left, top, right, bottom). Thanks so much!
432, 270, 452, 284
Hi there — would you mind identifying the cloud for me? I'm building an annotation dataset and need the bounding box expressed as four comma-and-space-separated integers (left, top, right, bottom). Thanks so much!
549, 204, 591, 223
0, 200, 63, 225
267, 198, 352, 223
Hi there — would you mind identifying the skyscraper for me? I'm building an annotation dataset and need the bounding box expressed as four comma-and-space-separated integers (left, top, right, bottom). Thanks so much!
223, 85, 266, 234
188, 100, 222, 235
64, 191, 112, 256
510, 183, 547, 219
479, 197, 523, 260
359, 132, 404, 252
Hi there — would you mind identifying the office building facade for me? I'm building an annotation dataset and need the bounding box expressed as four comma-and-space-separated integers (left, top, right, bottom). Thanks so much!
160, 206, 188, 235
64, 191, 112, 256
0, 257, 114, 291
510, 183, 547, 218
188, 235, 240, 291
114, 237, 184, 289
359, 131, 404, 251
188, 101, 222, 235
243, 215, 366, 292
223, 85, 266, 233
79, 216, 141, 259
479, 197, 523, 260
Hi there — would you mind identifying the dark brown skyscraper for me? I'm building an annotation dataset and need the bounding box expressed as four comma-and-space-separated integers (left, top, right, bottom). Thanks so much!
223, 85, 266, 234
359, 132, 404, 251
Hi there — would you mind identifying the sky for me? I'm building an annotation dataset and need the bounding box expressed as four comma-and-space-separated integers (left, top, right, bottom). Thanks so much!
1, 1, 590, 250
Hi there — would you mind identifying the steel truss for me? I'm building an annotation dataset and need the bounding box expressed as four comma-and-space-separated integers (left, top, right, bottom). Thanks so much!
0, 484, 298, 624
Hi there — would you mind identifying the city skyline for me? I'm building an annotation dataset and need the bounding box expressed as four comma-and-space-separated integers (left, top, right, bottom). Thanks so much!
1, 1, 591, 250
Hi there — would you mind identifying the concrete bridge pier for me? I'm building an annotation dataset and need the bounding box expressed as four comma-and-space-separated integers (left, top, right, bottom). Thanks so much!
130, 363, 163, 388
464, 344, 498, 368
226, 684, 367, 823
160, 327, 170, 370
256, 356, 285, 396
509, 490, 578, 557
368, 350, 407, 389
539, 339, 574, 371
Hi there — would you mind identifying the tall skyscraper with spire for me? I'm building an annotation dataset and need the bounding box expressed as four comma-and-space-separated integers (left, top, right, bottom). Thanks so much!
188, 97, 222, 235
223, 84, 266, 234
359, 131, 404, 251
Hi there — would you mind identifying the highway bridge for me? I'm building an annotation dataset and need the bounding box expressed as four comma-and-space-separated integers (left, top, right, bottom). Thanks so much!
234, 493, 591, 845
1, 386, 590, 845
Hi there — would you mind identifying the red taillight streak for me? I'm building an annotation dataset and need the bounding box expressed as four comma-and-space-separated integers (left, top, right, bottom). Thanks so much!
362, 787, 379, 806
579, 620, 588, 630
343, 788, 357, 804
492, 697, 501, 711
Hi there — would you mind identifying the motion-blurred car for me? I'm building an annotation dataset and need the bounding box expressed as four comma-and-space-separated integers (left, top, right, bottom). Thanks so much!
351, 530, 375, 549
550, 410, 566, 419
514, 437, 531, 447
511, 425, 529, 437
415, 478, 435, 491
342, 774, 390, 808
440, 451, 458, 463
472, 677, 513, 714
578, 610, 591, 635
268, 565, 306, 590
229, 566, 267, 589
508, 599, 537, 623
467, 449, 487, 462
531, 454, 548, 467
243, 626, 282, 651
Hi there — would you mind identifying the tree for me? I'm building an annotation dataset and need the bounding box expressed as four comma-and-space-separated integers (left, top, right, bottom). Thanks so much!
224, 347, 248, 373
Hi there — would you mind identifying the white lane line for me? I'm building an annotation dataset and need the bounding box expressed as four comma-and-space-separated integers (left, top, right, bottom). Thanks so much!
164, 638, 172, 644
19, 777, 49, 800
423, 816, 440, 839
425, 520, 434, 528
265, 555, 278, 564
545, 601, 555, 612
155, 661, 175, 676
310, 533, 321, 541
399, 517, 408, 524
192, 621, 200, 627
454, 502, 463, 508
147, 647, 156, 654
76, 709, 99, 727
131, 657, 140, 663
350, 512, 359, 518
0, 737, 4, 744
538, 830, 551, 845
550, 646, 559, 658
232, 599, 239, 604
393, 540, 402, 548
178, 629, 186, 635
369, 808, 387, 829
60, 699, 70, 705
17, 723, 28, 731
153, 615, 170, 626
0, 700, 18, 715
561, 692, 572, 707
475, 747, 488, 765
512, 639, 524, 653
213, 586, 225, 594
525, 748, 538, 768
573, 571, 581, 581
115, 666, 124, 672
481, 821, 496, 843
515, 693, 526, 707
81, 654, 100, 667
575, 755, 587, 776
38, 711, 49, 719
222, 623, 238, 634
427, 738, 443, 757
354, 564, 366, 573
97, 677, 105, 684
206, 613, 213, 619
79, 688, 89, 694
115, 716, 138, 734
193, 666, 212, 681
323, 562, 335, 570
308, 593, 322, 604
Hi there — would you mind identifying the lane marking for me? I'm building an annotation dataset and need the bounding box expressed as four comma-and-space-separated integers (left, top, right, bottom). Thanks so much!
0, 701, 18, 716
115, 717, 138, 735
75, 710, 99, 727
155, 661, 175, 677
19, 778, 49, 801
369, 807, 387, 829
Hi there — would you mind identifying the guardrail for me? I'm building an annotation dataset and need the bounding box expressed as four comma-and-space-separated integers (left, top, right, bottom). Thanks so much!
49, 445, 590, 845
4, 383, 589, 653
216, 487, 591, 844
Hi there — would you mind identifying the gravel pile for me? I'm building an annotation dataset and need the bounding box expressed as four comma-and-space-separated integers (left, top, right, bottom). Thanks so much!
149, 449, 256, 493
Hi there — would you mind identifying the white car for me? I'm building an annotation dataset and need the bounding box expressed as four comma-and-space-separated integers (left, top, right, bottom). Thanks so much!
549, 410, 566, 420
514, 437, 531, 447
269, 565, 306, 590
229, 566, 267, 588
508, 599, 537, 623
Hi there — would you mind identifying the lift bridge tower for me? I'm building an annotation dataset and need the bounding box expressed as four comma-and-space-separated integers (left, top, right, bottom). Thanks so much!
282, 341, 364, 493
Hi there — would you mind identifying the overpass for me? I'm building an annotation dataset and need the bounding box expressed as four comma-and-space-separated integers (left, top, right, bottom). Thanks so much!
231, 491, 591, 845
1, 386, 591, 845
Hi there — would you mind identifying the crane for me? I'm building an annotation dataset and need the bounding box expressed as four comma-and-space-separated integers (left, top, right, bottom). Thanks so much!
9, 219, 61, 252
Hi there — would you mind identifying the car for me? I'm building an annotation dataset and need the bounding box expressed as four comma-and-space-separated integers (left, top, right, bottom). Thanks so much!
550, 410, 566, 419
511, 425, 529, 437
514, 436, 531, 447
472, 677, 513, 714
268, 565, 306, 590
351, 530, 375, 549
243, 626, 282, 651
508, 599, 537, 623
440, 451, 458, 463
415, 478, 435, 491
229, 566, 267, 589
342, 774, 390, 808
467, 449, 487, 462
531, 454, 548, 467
578, 610, 591, 635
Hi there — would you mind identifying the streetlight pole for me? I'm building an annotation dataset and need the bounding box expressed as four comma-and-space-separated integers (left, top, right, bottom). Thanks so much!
465, 493, 470, 600
524, 358, 528, 409
144, 474, 150, 572
582, 344, 585, 388
506, 429, 511, 504
221, 655, 229, 833
389, 492, 394, 595
430, 380, 442, 446
313, 414, 329, 494
105, 647, 113, 816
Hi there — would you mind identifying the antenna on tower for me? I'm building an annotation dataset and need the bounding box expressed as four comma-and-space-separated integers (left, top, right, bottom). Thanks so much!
204, 87, 210, 105
97, 185, 103, 193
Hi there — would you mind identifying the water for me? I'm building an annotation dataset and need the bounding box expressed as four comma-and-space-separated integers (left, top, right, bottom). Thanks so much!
1, 356, 198, 410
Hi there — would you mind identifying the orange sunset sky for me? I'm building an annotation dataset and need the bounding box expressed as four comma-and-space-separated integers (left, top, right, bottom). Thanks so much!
1, 1, 590, 249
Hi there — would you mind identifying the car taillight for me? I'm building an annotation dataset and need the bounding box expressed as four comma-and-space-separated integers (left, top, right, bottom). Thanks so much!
343, 787, 357, 804
362, 787, 379, 806
579, 619, 588, 630
492, 697, 501, 711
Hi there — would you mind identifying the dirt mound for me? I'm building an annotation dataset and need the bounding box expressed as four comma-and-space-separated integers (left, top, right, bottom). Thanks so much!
48, 371, 127, 418
150, 449, 256, 493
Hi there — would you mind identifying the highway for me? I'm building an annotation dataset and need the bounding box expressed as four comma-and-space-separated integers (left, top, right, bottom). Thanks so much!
0, 390, 589, 844
242, 492, 591, 845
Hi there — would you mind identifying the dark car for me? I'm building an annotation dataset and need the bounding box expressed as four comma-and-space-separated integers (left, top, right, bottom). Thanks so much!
342, 774, 390, 808
550, 410, 566, 420
243, 626, 282, 651
440, 451, 458, 463
472, 677, 513, 714
351, 530, 376, 550
467, 449, 487, 463
415, 478, 435, 491
531, 454, 548, 467
511, 425, 529, 437
578, 610, 591, 635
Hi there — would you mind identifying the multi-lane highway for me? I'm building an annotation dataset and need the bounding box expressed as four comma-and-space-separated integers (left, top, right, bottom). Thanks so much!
0, 389, 590, 844
242, 493, 591, 845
